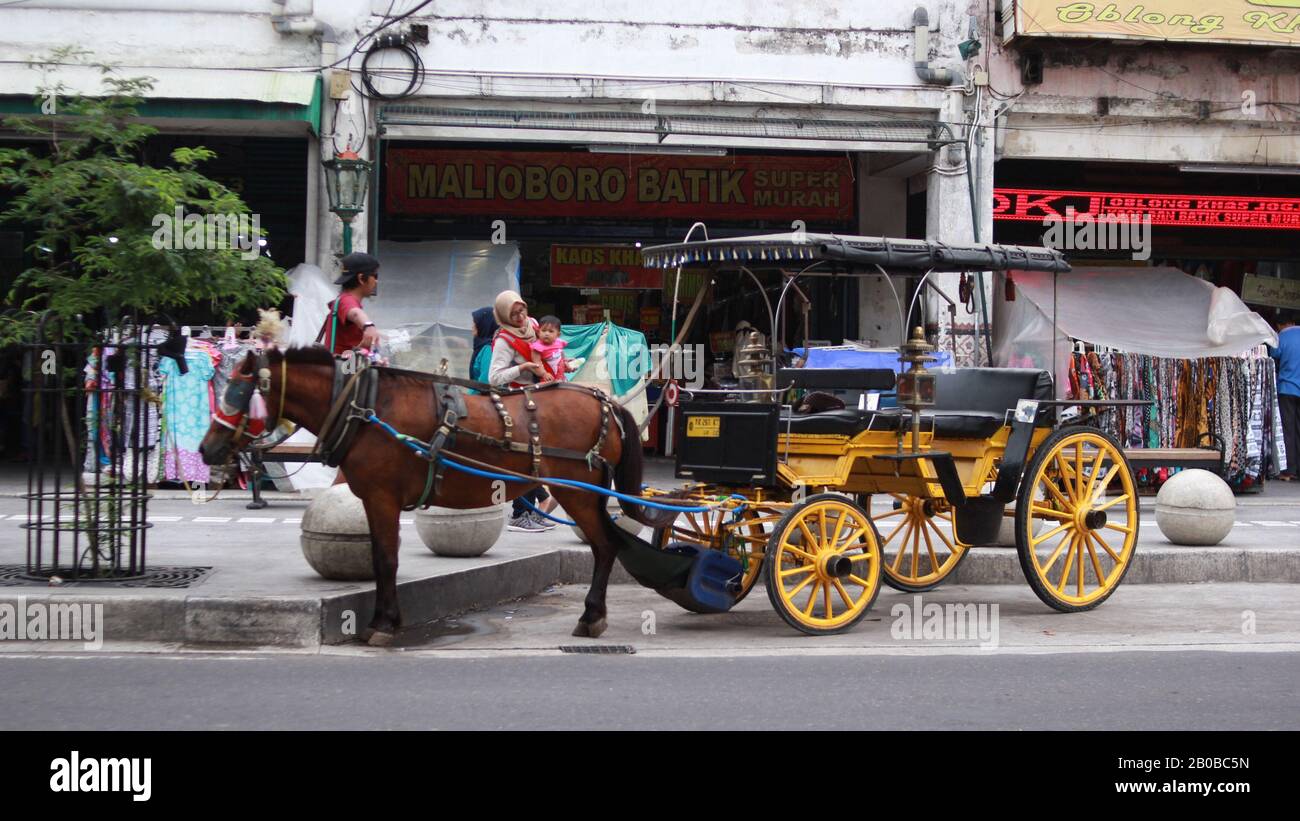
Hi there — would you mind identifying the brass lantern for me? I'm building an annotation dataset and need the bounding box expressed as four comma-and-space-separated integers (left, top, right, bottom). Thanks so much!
896, 326, 937, 452
735, 330, 774, 401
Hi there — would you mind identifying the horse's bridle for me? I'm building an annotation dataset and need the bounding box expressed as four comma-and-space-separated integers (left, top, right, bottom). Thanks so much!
211, 349, 287, 445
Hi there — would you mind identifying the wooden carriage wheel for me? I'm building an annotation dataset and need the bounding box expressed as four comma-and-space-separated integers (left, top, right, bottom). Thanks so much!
653, 504, 775, 604
873, 494, 969, 592
764, 494, 882, 635
1015, 426, 1139, 612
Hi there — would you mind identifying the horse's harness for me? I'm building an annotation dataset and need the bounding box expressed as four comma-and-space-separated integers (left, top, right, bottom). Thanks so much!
213, 350, 623, 511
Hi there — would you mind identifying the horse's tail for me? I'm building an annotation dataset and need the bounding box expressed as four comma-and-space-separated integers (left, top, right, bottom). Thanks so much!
612, 402, 678, 529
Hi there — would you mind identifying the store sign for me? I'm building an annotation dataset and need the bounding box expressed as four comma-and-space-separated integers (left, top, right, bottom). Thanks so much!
993, 187, 1300, 230
550, 244, 663, 290
1010, 1, 1300, 47
1242, 273, 1300, 309
387, 148, 854, 221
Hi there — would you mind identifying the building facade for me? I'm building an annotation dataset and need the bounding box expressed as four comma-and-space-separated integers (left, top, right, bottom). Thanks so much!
0, 0, 995, 361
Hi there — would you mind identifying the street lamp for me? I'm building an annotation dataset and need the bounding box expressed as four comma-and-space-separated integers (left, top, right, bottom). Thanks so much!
321, 148, 372, 255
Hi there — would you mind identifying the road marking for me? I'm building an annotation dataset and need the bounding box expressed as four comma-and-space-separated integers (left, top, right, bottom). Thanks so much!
1252, 521, 1297, 527
400, 518, 414, 525
237, 517, 276, 523
192, 516, 231, 523
281, 518, 301, 525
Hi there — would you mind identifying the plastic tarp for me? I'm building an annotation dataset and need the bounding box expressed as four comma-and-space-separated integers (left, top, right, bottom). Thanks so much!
792, 346, 953, 372
995, 267, 1279, 396
276, 263, 339, 489
367, 240, 521, 376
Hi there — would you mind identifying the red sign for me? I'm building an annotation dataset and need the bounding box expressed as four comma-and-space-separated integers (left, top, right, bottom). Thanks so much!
387, 148, 854, 221
550, 245, 663, 290
993, 187, 1300, 230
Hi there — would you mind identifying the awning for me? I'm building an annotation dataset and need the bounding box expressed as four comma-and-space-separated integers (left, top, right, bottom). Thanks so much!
378, 104, 956, 153
994, 267, 1279, 396
0, 66, 321, 134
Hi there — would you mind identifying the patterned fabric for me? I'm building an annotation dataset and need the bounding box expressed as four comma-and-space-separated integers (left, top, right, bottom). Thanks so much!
159, 347, 215, 484
1068, 349, 1283, 488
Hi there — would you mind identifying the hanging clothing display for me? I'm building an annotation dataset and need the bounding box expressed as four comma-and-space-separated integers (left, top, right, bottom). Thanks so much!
1068, 348, 1284, 489
158, 344, 216, 485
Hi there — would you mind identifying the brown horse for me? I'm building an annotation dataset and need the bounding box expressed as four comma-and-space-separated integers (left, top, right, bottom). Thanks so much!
199, 345, 669, 646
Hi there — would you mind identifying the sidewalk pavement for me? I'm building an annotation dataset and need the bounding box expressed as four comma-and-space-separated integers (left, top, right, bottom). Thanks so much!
1, 458, 1298, 648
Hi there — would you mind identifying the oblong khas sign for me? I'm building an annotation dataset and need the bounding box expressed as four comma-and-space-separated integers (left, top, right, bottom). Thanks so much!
386, 148, 854, 222
1011, 1, 1300, 46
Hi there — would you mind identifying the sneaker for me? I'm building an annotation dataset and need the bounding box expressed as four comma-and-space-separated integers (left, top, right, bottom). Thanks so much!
525, 511, 557, 531
508, 513, 548, 533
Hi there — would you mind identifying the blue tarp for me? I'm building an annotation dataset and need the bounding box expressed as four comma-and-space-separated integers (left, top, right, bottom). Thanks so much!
792, 347, 953, 373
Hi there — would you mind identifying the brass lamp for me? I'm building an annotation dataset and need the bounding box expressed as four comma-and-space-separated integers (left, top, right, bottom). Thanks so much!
896, 325, 937, 452
735, 330, 774, 401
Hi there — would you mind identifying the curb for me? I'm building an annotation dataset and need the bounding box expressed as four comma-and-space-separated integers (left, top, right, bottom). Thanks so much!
2, 545, 1298, 648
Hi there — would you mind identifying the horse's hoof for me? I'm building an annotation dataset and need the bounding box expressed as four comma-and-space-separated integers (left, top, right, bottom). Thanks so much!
367, 630, 395, 647
572, 618, 607, 639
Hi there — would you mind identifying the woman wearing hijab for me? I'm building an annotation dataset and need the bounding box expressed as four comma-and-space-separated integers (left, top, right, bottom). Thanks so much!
487, 290, 557, 532
470, 306, 498, 381
488, 290, 552, 388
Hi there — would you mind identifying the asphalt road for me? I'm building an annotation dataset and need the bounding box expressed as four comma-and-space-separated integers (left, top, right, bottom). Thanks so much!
1, 650, 1296, 730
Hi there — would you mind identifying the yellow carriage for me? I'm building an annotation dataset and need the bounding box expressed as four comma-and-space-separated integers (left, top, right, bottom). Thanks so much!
633, 233, 1142, 635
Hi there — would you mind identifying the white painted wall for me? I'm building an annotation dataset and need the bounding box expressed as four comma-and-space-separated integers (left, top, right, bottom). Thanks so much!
987, 33, 1300, 164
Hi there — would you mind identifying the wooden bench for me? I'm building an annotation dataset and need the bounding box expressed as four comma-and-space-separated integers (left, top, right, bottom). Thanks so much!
245, 443, 319, 510
1122, 433, 1226, 477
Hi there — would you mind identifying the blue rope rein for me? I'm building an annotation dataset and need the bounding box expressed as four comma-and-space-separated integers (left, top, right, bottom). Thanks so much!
363, 413, 715, 514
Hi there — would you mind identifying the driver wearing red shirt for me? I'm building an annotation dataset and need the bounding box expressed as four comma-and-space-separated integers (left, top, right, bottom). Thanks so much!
318, 251, 382, 355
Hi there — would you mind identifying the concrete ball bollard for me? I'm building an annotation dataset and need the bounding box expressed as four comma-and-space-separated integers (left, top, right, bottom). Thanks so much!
300, 484, 375, 580
415, 504, 506, 557
1155, 468, 1235, 546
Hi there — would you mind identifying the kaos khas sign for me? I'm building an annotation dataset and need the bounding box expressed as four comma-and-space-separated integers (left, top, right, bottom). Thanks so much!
386, 149, 854, 221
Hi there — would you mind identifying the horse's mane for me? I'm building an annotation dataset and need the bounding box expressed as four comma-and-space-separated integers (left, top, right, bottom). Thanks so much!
270, 345, 335, 367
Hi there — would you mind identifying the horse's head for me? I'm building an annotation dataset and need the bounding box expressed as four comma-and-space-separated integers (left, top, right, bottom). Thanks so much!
199, 349, 276, 466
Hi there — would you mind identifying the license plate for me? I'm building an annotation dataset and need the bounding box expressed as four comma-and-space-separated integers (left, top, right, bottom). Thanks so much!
686, 416, 720, 438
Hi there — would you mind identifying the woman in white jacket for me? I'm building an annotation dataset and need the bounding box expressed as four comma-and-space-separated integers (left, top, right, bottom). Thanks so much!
488, 289, 552, 388
487, 289, 557, 531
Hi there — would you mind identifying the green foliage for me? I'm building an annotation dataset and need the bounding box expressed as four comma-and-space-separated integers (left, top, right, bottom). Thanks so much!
0, 61, 287, 344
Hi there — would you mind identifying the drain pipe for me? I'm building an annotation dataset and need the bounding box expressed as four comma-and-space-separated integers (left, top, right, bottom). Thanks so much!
913, 7, 959, 85
271, 0, 338, 41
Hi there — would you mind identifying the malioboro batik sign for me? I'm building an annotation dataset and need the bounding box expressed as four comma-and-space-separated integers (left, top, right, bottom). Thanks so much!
1008, 1, 1300, 46
386, 148, 854, 222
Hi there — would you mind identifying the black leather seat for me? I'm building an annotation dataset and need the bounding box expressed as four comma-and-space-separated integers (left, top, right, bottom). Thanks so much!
780, 368, 1054, 439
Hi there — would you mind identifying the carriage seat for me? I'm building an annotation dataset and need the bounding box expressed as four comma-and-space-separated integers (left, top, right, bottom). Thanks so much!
780, 368, 1053, 438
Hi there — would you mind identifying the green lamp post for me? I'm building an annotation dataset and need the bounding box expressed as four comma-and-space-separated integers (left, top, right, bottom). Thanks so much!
322, 148, 373, 255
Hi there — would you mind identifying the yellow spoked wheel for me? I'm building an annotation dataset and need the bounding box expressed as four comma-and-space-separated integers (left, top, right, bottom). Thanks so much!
653, 505, 773, 605
873, 494, 968, 592
764, 494, 882, 635
1015, 426, 1139, 612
